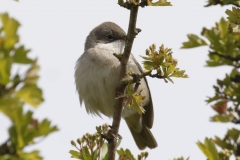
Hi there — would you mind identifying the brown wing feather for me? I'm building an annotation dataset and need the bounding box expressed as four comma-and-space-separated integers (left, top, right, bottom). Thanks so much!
131, 54, 154, 128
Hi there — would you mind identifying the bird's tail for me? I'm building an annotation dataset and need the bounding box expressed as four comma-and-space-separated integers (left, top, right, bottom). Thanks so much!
127, 122, 158, 150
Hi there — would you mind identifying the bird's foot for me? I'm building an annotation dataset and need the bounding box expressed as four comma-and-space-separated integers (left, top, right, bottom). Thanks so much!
101, 129, 122, 142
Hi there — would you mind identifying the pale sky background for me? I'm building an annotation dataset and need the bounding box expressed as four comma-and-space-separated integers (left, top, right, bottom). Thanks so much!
0, 0, 236, 160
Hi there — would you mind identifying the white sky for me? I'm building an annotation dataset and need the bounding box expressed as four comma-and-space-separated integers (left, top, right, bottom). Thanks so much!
0, 0, 236, 159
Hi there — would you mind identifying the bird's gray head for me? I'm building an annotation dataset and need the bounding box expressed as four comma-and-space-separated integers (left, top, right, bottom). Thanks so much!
85, 22, 126, 50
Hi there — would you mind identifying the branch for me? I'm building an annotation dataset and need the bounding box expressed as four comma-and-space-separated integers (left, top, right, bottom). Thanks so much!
121, 71, 164, 86
108, 5, 140, 160
0, 138, 15, 155
232, 117, 240, 124
237, 144, 240, 157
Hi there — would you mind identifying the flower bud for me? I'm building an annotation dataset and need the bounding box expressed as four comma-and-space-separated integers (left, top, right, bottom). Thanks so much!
77, 138, 82, 145
71, 140, 76, 146
146, 49, 150, 55
152, 44, 156, 50
144, 152, 148, 157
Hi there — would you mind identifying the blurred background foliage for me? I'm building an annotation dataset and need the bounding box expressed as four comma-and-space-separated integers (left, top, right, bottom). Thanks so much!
181, 1, 240, 160
0, 13, 58, 160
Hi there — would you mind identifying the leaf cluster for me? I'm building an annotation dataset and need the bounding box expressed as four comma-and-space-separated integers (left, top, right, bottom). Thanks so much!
206, 69, 240, 123
205, 0, 240, 7
70, 124, 110, 160
197, 137, 238, 160
121, 83, 146, 115
118, 44, 188, 115
183, 17, 240, 125
182, 6, 240, 159
214, 128, 240, 157
69, 124, 147, 160
197, 138, 220, 160
0, 13, 58, 159
226, 7, 240, 33
182, 18, 240, 68
117, 148, 148, 160
118, 0, 172, 9
141, 44, 188, 83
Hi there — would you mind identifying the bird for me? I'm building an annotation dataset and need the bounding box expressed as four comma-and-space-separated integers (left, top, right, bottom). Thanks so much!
74, 22, 157, 150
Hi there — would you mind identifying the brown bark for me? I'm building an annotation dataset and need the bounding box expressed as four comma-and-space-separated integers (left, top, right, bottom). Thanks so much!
107, 5, 140, 160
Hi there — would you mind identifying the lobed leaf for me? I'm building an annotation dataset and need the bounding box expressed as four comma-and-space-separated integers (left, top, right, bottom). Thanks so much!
16, 84, 44, 107
13, 46, 33, 64
181, 34, 207, 48
197, 138, 219, 160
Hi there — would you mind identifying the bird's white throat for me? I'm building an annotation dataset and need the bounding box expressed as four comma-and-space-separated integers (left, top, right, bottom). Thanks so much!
95, 40, 125, 55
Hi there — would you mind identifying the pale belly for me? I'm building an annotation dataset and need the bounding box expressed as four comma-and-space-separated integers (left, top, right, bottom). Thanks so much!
75, 45, 149, 118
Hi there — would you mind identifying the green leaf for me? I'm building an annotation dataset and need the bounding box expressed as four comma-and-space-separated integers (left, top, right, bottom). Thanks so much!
69, 150, 80, 159
0, 13, 20, 49
5, 105, 58, 152
226, 7, 240, 24
35, 119, 58, 137
117, 148, 136, 160
24, 60, 40, 84
197, 138, 219, 160
142, 60, 154, 71
100, 143, 108, 160
229, 22, 239, 32
16, 84, 44, 107
161, 62, 172, 68
167, 77, 174, 84
170, 70, 188, 78
0, 57, 11, 85
122, 84, 146, 115
166, 64, 175, 75
0, 97, 23, 117
82, 146, 92, 160
205, 0, 240, 7
227, 128, 240, 142
18, 150, 43, 160
13, 46, 33, 64
218, 18, 230, 38
210, 114, 234, 122
147, 0, 172, 6
181, 34, 207, 48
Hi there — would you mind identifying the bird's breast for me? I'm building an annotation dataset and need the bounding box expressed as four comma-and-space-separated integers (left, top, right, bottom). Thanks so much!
75, 41, 149, 118
75, 43, 123, 117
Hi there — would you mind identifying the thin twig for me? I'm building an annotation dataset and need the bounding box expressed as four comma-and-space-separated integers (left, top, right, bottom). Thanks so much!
108, 5, 139, 160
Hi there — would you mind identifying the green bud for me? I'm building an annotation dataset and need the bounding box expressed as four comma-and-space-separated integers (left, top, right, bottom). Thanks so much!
71, 140, 76, 146
172, 58, 178, 65
160, 44, 164, 53
144, 152, 148, 157
77, 138, 82, 145
138, 154, 141, 160
149, 46, 152, 51
152, 43, 156, 50
146, 49, 150, 55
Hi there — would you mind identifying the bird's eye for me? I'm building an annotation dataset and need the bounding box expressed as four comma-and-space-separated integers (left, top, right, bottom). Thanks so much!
106, 34, 113, 40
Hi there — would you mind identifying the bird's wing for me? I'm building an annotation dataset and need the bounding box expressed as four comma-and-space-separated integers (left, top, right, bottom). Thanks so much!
130, 54, 154, 129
